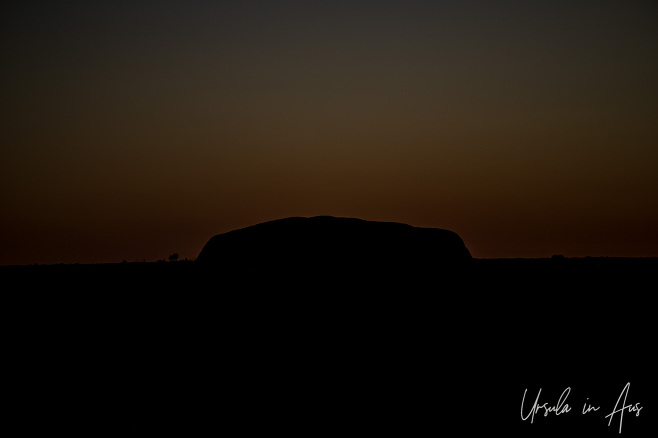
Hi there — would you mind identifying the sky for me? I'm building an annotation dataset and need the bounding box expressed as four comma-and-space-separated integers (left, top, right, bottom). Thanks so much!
1, 0, 657, 264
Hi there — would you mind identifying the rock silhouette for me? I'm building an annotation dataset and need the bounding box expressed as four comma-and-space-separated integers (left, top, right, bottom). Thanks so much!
196, 216, 471, 273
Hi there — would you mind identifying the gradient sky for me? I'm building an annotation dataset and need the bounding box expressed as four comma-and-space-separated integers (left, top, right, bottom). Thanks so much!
2, 0, 657, 264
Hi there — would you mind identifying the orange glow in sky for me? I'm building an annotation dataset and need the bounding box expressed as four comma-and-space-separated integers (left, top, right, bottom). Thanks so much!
2, 1, 657, 264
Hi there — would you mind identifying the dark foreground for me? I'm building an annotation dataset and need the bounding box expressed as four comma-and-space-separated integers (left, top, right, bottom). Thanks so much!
4, 258, 655, 435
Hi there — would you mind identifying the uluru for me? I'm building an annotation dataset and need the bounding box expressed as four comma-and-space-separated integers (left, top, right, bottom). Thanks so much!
196, 216, 471, 273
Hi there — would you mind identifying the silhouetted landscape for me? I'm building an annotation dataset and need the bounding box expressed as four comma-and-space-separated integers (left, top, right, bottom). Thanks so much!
4, 217, 654, 435
4, 0, 656, 434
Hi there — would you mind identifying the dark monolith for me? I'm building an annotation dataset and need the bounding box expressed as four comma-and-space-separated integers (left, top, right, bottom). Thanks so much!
196, 216, 471, 274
